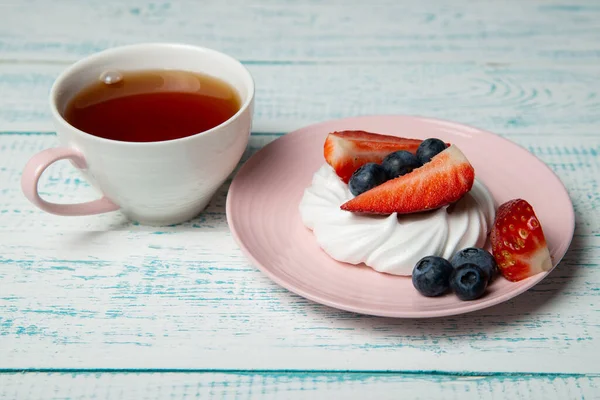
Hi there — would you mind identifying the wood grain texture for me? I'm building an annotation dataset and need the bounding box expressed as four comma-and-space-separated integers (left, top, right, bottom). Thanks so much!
0, 134, 598, 373
1, 372, 599, 400
0, 0, 599, 64
1, 0, 600, 395
1, 62, 599, 134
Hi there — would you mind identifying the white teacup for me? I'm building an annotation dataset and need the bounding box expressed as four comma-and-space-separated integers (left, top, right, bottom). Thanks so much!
21, 43, 254, 225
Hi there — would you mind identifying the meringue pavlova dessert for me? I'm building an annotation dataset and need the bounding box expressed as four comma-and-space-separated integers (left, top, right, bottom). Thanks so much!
299, 131, 496, 277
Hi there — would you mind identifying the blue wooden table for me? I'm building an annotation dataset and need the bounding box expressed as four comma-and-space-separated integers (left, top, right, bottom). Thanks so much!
0, 1, 599, 398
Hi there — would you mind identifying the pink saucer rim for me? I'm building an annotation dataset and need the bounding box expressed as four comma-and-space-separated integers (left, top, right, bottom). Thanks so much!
226, 115, 576, 318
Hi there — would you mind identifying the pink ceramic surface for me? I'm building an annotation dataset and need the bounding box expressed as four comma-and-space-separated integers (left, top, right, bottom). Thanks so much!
21, 148, 120, 216
226, 115, 575, 318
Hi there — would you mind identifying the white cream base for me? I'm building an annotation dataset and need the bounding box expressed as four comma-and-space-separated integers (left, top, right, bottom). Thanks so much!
299, 164, 496, 276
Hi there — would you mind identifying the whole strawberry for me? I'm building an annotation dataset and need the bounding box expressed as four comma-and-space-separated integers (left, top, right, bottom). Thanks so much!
490, 199, 552, 282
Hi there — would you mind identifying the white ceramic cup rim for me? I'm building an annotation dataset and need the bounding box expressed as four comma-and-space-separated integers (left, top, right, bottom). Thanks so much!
49, 42, 255, 147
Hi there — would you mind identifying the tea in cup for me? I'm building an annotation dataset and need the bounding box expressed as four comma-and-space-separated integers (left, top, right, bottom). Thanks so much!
21, 43, 255, 225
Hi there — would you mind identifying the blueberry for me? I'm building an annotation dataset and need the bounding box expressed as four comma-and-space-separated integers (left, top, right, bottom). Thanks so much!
412, 256, 453, 297
450, 247, 498, 284
348, 163, 387, 196
450, 264, 488, 301
416, 138, 447, 164
381, 150, 422, 179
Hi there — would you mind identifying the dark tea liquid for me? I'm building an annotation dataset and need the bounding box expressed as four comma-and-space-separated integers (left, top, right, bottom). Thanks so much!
64, 69, 241, 142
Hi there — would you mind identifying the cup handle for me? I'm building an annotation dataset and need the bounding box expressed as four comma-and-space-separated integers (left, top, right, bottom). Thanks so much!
21, 147, 120, 216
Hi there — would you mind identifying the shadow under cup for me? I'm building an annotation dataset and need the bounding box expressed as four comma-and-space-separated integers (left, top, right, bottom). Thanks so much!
28, 43, 255, 226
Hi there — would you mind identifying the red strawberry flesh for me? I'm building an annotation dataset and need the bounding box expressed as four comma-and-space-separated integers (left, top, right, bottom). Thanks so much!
490, 199, 552, 282
324, 130, 423, 183
340, 145, 475, 214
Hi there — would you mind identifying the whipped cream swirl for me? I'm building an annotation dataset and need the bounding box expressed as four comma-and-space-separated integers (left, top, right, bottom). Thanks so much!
299, 165, 496, 275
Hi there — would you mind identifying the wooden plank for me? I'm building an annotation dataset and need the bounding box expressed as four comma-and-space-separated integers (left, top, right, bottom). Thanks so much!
0, 134, 598, 372
1, 134, 598, 234
0, 62, 599, 133
1, 0, 600, 64
0, 372, 598, 400
0, 0, 599, 384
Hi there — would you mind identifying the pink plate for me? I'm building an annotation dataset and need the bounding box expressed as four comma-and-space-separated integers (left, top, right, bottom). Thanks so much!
226, 115, 575, 318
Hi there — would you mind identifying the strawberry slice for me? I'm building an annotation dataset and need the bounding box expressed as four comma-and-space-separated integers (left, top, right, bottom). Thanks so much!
324, 130, 422, 183
340, 145, 474, 214
490, 199, 552, 282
